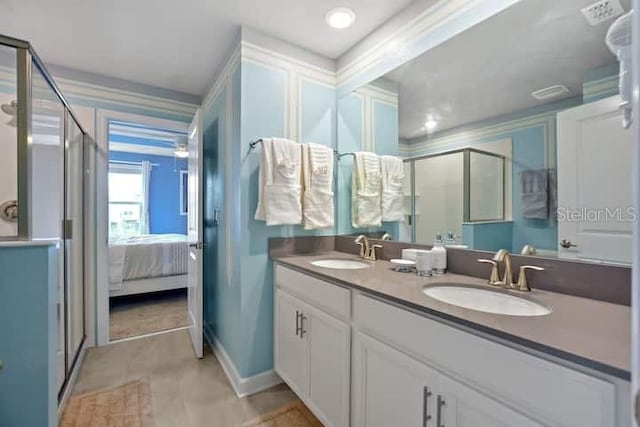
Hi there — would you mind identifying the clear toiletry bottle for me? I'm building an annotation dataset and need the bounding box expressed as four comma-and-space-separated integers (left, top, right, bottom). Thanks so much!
432, 233, 447, 275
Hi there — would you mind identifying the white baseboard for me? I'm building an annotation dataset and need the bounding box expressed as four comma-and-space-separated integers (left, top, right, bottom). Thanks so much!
205, 331, 282, 398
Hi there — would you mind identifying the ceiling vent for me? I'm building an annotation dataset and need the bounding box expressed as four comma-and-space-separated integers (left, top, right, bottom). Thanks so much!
581, 0, 625, 26
531, 85, 570, 101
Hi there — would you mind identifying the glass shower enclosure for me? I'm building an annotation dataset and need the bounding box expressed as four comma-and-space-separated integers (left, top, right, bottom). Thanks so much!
0, 35, 87, 399
405, 147, 506, 245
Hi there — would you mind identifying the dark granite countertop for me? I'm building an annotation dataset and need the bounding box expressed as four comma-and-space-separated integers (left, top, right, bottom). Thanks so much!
274, 251, 630, 380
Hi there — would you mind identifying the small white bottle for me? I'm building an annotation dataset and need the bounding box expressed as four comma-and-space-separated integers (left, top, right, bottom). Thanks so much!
431, 233, 447, 275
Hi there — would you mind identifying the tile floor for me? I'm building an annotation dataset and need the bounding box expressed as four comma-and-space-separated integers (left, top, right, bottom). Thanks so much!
72, 329, 300, 427
109, 290, 189, 341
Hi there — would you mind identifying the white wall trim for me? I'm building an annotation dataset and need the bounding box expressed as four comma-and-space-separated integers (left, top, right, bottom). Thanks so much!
242, 41, 336, 86
202, 44, 242, 110
95, 109, 189, 346
208, 333, 282, 398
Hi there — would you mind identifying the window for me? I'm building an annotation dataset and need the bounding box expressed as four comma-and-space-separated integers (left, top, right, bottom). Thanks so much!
109, 163, 144, 240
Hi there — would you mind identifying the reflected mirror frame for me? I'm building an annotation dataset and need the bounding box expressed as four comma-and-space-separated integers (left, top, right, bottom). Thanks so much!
404, 147, 506, 244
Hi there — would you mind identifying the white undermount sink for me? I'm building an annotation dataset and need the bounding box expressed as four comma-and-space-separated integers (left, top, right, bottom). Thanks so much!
423, 284, 551, 317
311, 259, 370, 270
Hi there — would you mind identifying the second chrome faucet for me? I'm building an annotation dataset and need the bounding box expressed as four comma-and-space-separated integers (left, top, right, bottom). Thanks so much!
354, 235, 383, 261
478, 249, 545, 292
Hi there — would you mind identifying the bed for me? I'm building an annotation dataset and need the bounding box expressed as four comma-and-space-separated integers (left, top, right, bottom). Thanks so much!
109, 234, 188, 297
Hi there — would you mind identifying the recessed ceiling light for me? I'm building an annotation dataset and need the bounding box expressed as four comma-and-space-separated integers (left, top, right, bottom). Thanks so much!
326, 7, 356, 29
424, 119, 438, 130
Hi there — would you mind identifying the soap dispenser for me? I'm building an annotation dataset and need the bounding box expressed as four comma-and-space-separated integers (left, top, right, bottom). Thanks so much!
432, 233, 447, 275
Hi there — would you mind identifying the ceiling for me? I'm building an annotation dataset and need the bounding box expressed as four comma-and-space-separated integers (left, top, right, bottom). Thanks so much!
385, 0, 630, 140
0, 0, 413, 97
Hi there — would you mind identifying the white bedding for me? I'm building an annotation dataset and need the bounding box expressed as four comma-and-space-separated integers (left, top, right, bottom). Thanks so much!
109, 234, 188, 291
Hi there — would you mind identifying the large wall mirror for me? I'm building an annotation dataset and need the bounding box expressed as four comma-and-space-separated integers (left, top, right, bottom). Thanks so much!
337, 0, 633, 266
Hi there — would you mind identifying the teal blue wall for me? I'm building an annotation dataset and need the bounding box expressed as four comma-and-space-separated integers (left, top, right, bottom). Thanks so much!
202, 76, 243, 373
238, 61, 336, 377
0, 244, 58, 427
462, 221, 513, 252
337, 93, 363, 235
336, 88, 400, 237
203, 50, 338, 378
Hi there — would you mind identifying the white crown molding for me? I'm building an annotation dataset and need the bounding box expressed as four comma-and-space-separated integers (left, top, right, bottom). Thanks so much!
356, 84, 398, 107
202, 43, 241, 110
109, 142, 176, 157
241, 41, 336, 86
0, 65, 197, 120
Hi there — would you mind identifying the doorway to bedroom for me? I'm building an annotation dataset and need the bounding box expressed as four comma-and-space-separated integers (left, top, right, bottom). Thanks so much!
107, 120, 190, 342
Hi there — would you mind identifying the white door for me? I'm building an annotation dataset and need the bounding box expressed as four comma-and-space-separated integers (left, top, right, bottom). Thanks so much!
187, 110, 203, 358
352, 331, 438, 427
438, 374, 543, 427
275, 290, 309, 398
557, 96, 633, 264
306, 304, 350, 427
632, 3, 640, 422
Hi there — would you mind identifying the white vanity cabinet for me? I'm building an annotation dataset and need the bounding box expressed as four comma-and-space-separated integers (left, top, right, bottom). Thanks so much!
352, 329, 545, 427
275, 266, 351, 427
274, 264, 627, 427
352, 331, 439, 427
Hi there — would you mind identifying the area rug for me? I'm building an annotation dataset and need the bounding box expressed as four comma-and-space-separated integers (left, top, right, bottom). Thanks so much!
60, 380, 154, 427
243, 400, 323, 427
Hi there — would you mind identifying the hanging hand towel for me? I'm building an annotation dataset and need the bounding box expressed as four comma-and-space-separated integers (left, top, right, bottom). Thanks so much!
380, 155, 405, 222
521, 169, 549, 219
302, 143, 334, 229
255, 138, 303, 226
352, 152, 382, 228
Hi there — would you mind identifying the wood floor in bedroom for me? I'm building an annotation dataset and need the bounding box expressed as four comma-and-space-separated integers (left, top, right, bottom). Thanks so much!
109, 289, 189, 341
67, 329, 307, 427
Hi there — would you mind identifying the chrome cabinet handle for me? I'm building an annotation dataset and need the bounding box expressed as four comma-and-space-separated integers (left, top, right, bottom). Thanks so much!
422, 386, 432, 426
436, 395, 446, 427
295, 310, 302, 336
299, 314, 307, 338
560, 239, 578, 249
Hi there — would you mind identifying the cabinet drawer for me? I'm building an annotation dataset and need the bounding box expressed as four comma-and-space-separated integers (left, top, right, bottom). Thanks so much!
353, 293, 616, 427
276, 265, 351, 320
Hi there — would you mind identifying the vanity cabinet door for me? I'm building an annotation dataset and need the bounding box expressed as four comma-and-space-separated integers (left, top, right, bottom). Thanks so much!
306, 303, 351, 427
275, 290, 308, 398
352, 331, 439, 427
437, 374, 544, 427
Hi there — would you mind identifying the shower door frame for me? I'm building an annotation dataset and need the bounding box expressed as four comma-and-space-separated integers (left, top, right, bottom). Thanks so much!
403, 147, 507, 243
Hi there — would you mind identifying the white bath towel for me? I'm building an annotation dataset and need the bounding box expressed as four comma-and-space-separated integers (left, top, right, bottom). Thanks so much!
352, 152, 382, 228
380, 155, 405, 222
302, 143, 334, 229
254, 137, 303, 226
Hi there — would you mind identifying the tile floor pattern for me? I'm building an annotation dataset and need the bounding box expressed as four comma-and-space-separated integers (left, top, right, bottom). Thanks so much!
109, 290, 189, 341
71, 330, 306, 427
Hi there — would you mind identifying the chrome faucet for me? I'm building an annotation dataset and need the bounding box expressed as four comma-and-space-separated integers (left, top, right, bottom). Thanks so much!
381, 232, 393, 241
354, 235, 382, 261
354, 235, 369, 259
516, 265, 545, 292
366, 243, 383, 261
492, 249, 514, 287
479, 249, 546, 292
